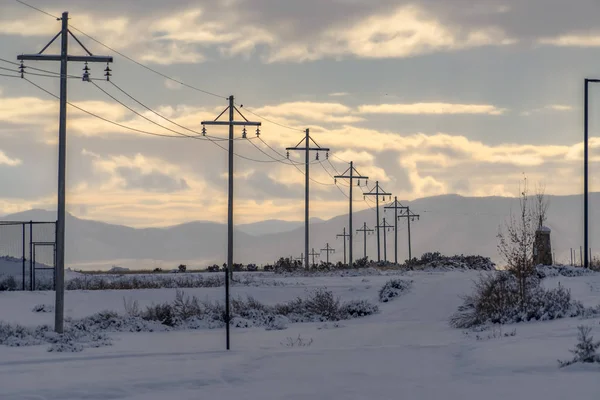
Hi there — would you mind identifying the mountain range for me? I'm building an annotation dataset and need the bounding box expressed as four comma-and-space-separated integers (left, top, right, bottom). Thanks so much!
0, 193, 597, 270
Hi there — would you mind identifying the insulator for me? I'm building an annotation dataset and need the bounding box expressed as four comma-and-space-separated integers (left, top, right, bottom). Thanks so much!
315, 153, 319, 161
363, 196, 366, 201
334, 178, 337, 184
82, 62, 90, 82
202, 126, 207, 136
256, 127, 260, 137
242, 126, 247, 139
326, 152, 329, 159
19, 60, 25, 78
366, 180, 368, 186
104, 63, 112, 81
357, 180, 360, 186
286, 151, 290, 159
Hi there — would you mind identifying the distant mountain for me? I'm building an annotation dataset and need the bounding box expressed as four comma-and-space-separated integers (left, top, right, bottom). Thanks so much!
237, 218, 325, 236
0, 193, 596, 270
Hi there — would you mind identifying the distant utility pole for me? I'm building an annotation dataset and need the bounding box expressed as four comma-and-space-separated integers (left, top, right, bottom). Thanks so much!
334, 162, 368, 267
308, 248, 320, 268
18, 12, 113, 334
375, 218, 394, 263
201, 96, 261, 351
320, 243, 335, 264
336, 227, 351, 265
287, 130, 329, 270
356, 222, 374, 259
397, 206, 420, 261
363, 181, 392, 262
384, 196, 407, 264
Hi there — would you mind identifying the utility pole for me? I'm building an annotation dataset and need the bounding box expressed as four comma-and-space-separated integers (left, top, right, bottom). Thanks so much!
336, 227, 351, 265
201, 97, 261, 351
287, 130, 329, 270
334, 162, 368, 267
18, 12, 113, 334
320, 243, 335, 264
375, 218, 394, 263
363, 181, 391, 262
384, 196, 407, 264
356, 222, 374, 259
397, 206, 420, 261
308, 248, 320, 268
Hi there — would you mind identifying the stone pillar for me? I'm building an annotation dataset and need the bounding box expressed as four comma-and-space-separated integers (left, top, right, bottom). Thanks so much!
533, 226, 553, 266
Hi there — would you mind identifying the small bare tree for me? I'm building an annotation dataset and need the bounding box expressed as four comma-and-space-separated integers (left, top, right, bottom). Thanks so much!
497, 177, 536, 306
534, 183, 549, 229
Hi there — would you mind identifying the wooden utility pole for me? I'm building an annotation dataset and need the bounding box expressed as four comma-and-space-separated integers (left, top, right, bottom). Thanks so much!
336, 227, 351, 265
308, 248, 320, 268
287, 131, 329, 270
397, 206, 420, 261
376, 218, 394, 263
320, 243, 335, 264
18, 12, 113, 334
356, 222, 374, 259
334, 162, 368, 267
363, 181, 391, 262
384, 196, 406, 264
201, 97, 261, 351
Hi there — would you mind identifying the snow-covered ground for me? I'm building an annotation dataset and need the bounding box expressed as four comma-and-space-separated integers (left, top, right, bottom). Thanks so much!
1, 270, 599, 399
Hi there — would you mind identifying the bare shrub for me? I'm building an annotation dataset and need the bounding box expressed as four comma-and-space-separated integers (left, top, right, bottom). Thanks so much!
303, 288, 341, 321
122, 297, 140, 317
281, 335, 313, 347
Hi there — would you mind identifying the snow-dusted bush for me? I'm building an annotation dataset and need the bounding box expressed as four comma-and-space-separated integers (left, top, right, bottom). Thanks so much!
265, 315, 289, 331
65, 274, 290, 291
32, 304, 54, 313
536, 265, 597, 279
378, 279, 413, 303
559, 326, 600, 367
0, 319, 113, 352
0, 275, 17, 291
402, 253, 495, 271
450, 272, 599, 329
340, 299, 379, 318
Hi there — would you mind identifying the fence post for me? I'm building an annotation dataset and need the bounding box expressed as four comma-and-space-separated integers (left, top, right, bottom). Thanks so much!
29, 221, 33, 291
21, 223, 25, 291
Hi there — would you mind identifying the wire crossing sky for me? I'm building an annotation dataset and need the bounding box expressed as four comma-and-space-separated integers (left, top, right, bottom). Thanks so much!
0, 0, 598, 227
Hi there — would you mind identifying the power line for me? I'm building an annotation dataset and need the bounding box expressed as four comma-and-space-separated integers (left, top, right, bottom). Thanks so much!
0, 73, 20, 79
15, 0, 58, 18
24, 78, 205, 139
238, 105, 304, 133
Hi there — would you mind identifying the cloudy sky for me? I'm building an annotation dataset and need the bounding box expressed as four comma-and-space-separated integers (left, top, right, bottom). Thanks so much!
1, 0, 600, 227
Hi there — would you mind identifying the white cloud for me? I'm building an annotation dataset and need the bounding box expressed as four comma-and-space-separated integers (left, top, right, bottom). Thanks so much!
539, 34, 600, 47
268, 5, 515, 62
0, 150, 21, 166
357, 102, 506, 115
329, 92, 349, 97
252, 102, 364, 124
521, 104, 573, 116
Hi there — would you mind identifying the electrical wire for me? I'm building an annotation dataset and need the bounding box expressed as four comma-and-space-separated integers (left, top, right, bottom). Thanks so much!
15, 0, 59, 19
24, 78, 203, 139
0, 73, 20, 79
106, 80, 239, 142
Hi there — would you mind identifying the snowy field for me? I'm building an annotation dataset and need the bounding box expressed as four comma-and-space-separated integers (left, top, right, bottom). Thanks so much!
1, 270, 599, 399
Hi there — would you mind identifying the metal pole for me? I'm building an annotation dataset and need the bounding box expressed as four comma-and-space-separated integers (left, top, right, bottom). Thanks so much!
383, 218, 387, 262
21, 223, 25, 291
364, 222, 368, 259
585, 79, 589, 269
376, 182, 381, 262
305, 129, 309, 271
342, 228, 347, 265
580, 246, 583, 267
54, 11, 69, 333
349, 162, 353, 267
570, 248, 573, 266
407, 207, 412, 260
225, 94, 234, 350
394, 197, 398, 264
29, 221, 33, 291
